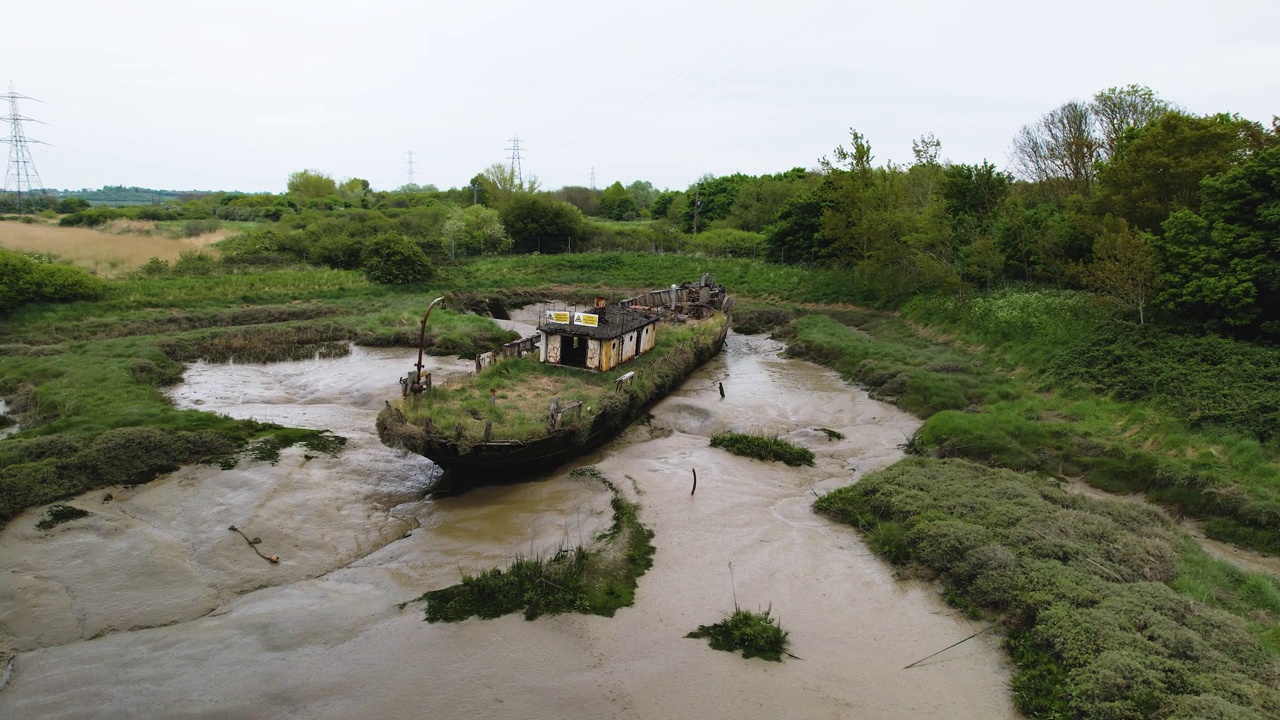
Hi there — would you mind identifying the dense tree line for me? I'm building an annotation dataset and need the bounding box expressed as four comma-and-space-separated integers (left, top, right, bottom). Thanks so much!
14, 85, 1276, 334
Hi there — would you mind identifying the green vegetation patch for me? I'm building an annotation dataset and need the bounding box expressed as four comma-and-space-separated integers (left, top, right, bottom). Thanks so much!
815, 458, 1280, 719
786, 292, 1280, 556
241, 428, 347, 465
408, 467, 655, 622
1047, 321, 1280, 438
0, 248, 106, 314
686, 606, 789, 661
387, 315, 726, 448
710, 432, 814, 466
35, 504, 89, 531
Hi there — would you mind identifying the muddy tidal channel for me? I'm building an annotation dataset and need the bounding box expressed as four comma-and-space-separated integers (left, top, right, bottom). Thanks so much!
0, 334, 1017, 718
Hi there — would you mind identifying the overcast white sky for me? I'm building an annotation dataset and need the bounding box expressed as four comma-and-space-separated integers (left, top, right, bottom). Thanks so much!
6, 0, 1278, 194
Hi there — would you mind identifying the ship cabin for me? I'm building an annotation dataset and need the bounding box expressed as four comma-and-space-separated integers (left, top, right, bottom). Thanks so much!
538, 297, 658, 372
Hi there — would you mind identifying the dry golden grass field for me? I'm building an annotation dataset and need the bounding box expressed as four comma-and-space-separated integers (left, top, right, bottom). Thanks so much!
0, 220, 226, 276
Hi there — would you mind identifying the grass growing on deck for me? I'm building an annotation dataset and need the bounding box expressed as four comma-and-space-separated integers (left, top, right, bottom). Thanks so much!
393, 315, 727, 446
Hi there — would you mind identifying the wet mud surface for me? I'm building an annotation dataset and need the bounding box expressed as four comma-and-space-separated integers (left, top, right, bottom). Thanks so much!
0, 335, 1018, 718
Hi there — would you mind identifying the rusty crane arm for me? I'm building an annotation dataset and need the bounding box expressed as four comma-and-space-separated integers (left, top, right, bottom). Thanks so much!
412, 296, 446, 389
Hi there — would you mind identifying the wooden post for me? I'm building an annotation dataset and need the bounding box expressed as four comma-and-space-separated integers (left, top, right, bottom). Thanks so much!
483, 422, 492, 443
455, 423, 463, 441
424, 373, 432, 393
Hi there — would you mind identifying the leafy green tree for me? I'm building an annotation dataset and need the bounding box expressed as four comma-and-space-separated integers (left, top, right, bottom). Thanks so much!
723, 172, 814, 233
477, 164, 540, 210
678, 173, 751, 232
440, 205, 512, 258
1153, 145, 1280, 332
1082, 216, 1159, 324
552, 185, 600, 216
598, 181, 638, 220
652, 190, 680, 220
764, 192, 825, 263
1097, 111, 1267, 233
1092, 84, 1171, 158
625, 180, 658, 211
500, 194, 584, 253
287, 170, 338, 200
940, 162, 1011, 231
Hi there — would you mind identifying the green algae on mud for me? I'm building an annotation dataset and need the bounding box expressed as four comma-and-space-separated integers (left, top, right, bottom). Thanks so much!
404, 466, 655, 622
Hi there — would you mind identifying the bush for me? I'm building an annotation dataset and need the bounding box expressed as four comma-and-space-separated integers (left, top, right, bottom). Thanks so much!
360, 233, 434, 284
0, 248, 107, 312
309, 233, 366, 270
178, 218, 222, 237
55, 197, 91, 214
686, 228, 767, 258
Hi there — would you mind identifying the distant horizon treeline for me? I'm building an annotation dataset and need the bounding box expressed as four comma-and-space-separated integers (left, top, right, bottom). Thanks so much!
7, 83, 1278, 337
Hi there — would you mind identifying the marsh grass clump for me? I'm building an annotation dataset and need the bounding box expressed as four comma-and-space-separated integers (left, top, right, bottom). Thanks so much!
710, 432, 814, 466
409, 467, 655, 623
686, 606, 789, 661
815, 458, 1280, 719
36, 504, 89, 530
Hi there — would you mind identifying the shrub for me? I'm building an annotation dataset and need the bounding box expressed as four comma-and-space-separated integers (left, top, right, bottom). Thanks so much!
178, 218, 222, 237
360, 233, 434, 284
0, 248, 107, 312
309, 233, 367, 269
55, 197, 91, 214
686, 228, 767, 258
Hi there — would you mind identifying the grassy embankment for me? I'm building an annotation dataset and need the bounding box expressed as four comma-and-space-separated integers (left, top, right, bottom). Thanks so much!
405, 466, 655, 621
777, 290, 1280, 557
753, 288, 1280, 718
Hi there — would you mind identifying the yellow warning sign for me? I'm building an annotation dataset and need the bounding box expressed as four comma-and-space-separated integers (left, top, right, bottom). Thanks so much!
573, 312, 599, 327
546, 311, 571, 324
